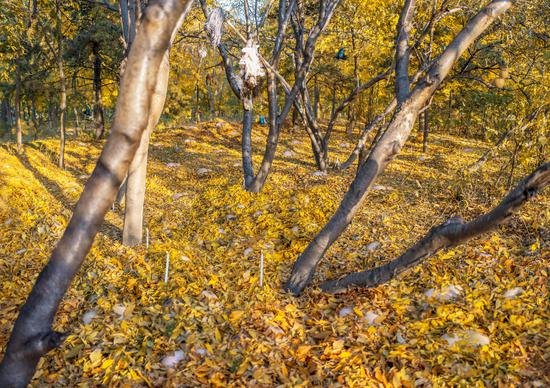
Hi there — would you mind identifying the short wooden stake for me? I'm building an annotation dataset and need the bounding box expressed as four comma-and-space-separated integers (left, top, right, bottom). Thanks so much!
164, 251, 170, 284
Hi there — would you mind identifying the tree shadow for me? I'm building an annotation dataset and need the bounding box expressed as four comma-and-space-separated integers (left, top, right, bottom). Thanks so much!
15, 152, 122, 241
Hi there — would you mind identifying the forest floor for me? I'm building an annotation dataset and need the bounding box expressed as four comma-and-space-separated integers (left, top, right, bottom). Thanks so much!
0, 120, 548, 387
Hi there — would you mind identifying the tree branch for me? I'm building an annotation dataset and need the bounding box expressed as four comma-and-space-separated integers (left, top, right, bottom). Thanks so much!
321, 162, 550, 293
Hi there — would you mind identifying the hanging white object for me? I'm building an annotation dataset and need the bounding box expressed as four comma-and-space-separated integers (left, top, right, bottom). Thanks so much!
239, 40, 265, 88
205, 8, 224, 48
164, 251, 170, 284
199, 47, 207, 59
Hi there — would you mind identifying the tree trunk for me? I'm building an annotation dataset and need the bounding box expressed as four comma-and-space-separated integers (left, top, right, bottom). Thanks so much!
246, 74, 280, 193
313, 74, 319, 119
123, 51, 171, 246
1, 98, 9, 139
291, 106, 298, 134
241, 103, 255, 188
92, 42, 105, 139
285, 0, 513, 295
0, 2, 193, 385
57, 0, 66, 169
422, 107, 429, 153
15, 61, 22, 151
338, 99, 397, 170
321, 162, 550, 293
74, 107, 80, 138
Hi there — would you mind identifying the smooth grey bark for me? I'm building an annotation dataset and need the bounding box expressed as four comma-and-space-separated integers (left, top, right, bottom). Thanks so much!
0, 2, 193, 386
242, 105, 255, 188
285, 0, 514, 295
123, 51, 171, 246
394, 0, 415, 103
321, 162, 550, 293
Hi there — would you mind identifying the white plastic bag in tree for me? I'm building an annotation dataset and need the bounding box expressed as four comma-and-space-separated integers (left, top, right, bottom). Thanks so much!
239, 40, 265, 88
205, 8, 224, 47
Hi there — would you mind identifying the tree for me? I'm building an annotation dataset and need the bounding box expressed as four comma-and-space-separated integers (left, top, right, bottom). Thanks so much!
0, 1, 194, 385
285, 0, 515, 295
201, 0, 343, 193
321, 162, 550, 293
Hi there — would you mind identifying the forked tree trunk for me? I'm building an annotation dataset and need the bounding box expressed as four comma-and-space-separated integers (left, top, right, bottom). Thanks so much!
321, 162, 550, 293
201, 0, 341, 192
123, 51, 171, 246
285, 0, 513, 295
0, 2, 193, 385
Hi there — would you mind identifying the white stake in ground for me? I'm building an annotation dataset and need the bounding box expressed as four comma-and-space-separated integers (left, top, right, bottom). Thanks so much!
145, 227, 149, 249
164, 251, 170, 284
259, 252, 264, 288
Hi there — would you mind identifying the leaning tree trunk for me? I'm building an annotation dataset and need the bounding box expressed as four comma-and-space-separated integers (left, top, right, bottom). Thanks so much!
321, 162, 550, 293
123, 51, 171, 246
92, 42, 105, 139
285, 0, 513, 295
0, 2, 193, 386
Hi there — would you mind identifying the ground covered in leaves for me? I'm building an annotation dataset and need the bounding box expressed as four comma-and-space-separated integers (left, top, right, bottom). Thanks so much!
0, 121, 548, 386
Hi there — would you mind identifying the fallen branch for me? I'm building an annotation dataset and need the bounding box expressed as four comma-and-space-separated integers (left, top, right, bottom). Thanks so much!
320, 162, 550, 293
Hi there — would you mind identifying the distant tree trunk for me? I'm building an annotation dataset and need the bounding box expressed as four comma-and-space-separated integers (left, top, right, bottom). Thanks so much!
0, 2, 192, 385
15, 62, 23, 151
331, 87, 336, 118
123, 51, 171, 246
57, 0, 66, 169
1, 98, 10, 139
291, 107, 298, 134
285, 0, 513, 295
346, 104, 356, 135
74, 107, 80, 138
193, 82, 200, 122
92, 42, 105, 139
422, 107, 429, 153
313, 75, 319, 119
447, 89, 452, 124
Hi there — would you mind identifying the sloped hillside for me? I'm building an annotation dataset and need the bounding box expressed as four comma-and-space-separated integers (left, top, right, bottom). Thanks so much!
0, 121, 548, 386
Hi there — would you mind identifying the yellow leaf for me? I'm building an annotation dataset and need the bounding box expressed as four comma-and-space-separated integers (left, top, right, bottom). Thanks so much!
229, 310, 245, 324
295, 345, 312, 361
89, 349, 102, 364
101, 358, 114, 370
